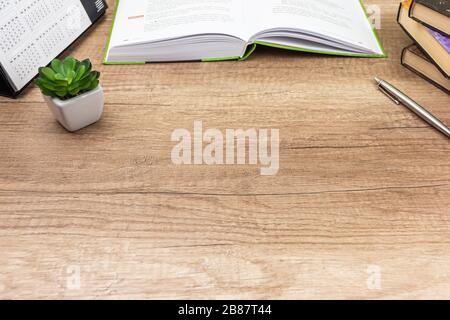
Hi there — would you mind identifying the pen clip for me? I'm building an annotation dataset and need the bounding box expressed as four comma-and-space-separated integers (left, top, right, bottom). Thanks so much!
378, 85, 400, 105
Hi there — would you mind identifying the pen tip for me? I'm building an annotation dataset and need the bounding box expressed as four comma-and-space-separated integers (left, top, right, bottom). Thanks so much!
374, 76, 381, 84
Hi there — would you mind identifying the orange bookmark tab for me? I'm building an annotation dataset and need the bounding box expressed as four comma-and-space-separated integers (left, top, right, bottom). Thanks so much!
128, 15, 144, 20
402, 0, 413, 8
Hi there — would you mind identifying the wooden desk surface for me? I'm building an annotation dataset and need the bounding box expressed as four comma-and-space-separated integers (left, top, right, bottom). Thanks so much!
1, 0, 449, 299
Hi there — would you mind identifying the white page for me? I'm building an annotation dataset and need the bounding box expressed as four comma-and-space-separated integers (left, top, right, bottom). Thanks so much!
109, 0, 246, 49
245, 0, 382, 54
0, 0, 92, 91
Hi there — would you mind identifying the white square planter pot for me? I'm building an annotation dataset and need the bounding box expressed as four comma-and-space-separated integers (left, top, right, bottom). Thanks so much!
44, 85, 104, 132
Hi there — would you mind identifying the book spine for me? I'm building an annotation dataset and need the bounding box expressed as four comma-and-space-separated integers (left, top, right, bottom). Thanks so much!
239, 43, 257, 61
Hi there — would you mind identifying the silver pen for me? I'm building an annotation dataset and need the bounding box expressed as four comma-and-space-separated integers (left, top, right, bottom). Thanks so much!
375, 77, 450, 138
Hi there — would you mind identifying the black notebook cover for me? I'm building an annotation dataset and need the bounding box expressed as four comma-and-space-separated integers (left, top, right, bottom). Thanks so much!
0, 65, 15, 98
0, 0, 107, 99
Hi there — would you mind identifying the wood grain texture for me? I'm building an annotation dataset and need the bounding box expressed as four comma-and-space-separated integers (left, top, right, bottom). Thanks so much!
0, 0, 449, 299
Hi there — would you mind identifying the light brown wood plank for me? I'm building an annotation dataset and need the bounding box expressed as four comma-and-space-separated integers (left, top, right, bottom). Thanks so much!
0, 0, 450, 299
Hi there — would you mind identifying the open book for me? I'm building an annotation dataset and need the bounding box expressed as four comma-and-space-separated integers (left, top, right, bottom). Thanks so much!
104, 0, 385, 64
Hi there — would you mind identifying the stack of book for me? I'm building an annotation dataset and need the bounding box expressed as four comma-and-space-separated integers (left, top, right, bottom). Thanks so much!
397, 0, 450, 94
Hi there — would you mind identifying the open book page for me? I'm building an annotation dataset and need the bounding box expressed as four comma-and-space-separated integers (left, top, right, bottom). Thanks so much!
109, 0, 246, 49
245, 0, 383, 54
0, 0, 93, 91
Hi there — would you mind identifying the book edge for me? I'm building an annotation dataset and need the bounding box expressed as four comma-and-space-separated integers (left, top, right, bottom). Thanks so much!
254, 41, 386, 58
401, 45, 450, 95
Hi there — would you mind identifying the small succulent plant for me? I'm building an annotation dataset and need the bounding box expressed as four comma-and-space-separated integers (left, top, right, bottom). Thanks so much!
35, 57, 100, 100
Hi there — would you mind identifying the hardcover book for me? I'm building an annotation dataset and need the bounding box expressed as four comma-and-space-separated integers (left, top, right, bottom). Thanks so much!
409, 0, 450, 37
103, 0, 385, 64
398, 2, 450, 78
402, 44, 450, 94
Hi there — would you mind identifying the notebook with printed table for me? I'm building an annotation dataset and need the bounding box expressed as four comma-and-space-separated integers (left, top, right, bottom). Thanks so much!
103, 0, 386, 65
0, 0, 107, 98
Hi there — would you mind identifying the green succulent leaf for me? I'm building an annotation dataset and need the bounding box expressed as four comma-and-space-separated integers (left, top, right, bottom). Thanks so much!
74, 64, 86, 82
93, 71, 100, 80
89, 79, 99, 91
35, 78, 58, 91
35, 57, 100, 100
79, 74, 95, 87
66, 70, 76, 85
54, 79, 69, 86
54, 73, 67, 82
40, 88, 55, 97
80, 59, 92, 76
63, 57, 77, 74
38, 67, 56, 81
51, 59, 65, 75
55, 90, 68, 98
69, 87, 81, 96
